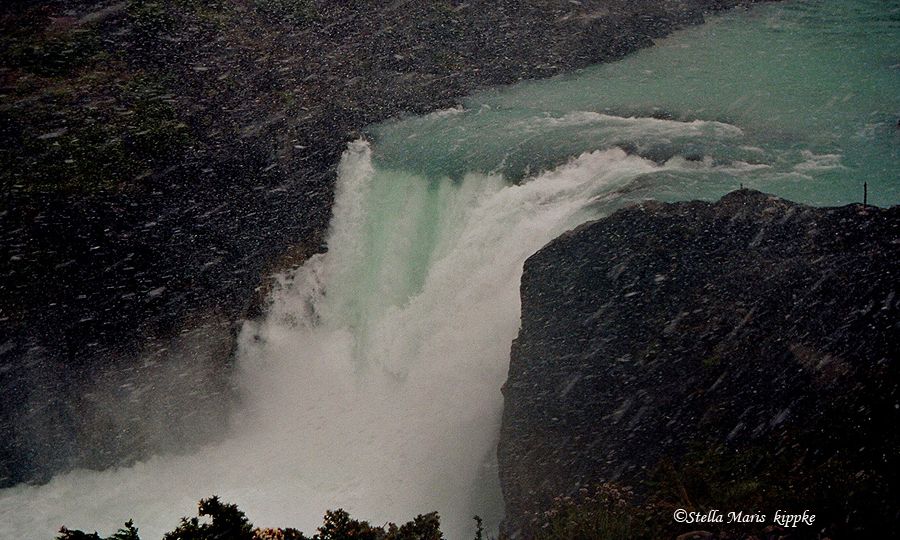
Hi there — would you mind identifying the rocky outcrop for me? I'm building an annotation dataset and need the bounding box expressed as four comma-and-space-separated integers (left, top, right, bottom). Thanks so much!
498, 190, 899, 538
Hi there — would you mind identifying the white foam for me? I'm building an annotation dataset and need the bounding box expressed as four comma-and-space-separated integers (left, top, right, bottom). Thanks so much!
524, 111, 744, 140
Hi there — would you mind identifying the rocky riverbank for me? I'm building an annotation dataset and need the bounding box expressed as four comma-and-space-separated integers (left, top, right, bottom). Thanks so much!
498, 190, 899, 538
1, 0, 777, 486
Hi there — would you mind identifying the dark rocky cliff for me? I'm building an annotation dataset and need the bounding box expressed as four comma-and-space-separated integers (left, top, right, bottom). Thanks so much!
1, 0, 773, 485
498, 190, 899, 538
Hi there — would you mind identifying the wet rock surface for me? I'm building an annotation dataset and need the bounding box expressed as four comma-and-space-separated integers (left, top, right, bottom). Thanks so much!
498, 190, 899, 537
2, 1, 770, 485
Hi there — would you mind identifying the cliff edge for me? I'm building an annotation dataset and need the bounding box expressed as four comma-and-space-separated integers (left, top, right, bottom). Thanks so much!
499, 190, 899, 538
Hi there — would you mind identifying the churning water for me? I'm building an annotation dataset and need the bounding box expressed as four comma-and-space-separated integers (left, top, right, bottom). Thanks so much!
2, 1, 897, 538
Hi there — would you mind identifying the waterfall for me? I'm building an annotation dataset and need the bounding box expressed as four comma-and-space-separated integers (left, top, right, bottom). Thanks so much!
0, 134, 738, 539
2, 0, 896, 537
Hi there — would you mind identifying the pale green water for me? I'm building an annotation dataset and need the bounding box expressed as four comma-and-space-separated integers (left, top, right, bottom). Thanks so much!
373, 0, 899, 207
1, 2, 897, 539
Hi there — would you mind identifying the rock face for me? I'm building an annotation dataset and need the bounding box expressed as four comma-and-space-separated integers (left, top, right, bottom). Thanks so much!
1, 0, 774, 485
498, 190, 899, 537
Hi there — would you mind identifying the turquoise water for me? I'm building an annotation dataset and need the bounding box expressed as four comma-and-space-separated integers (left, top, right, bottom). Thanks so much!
1, 2, 897, 539
373, 0, 899, 207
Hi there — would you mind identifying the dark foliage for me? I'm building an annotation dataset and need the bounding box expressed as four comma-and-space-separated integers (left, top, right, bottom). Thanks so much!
58, 520, 139, 540
163, 497, 255, 540
58, 497, 446, 540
